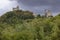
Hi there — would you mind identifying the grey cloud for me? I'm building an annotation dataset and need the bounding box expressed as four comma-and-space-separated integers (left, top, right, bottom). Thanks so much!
1, 0, 60, 16
17, 0, 60, 6
18, 0, 60, 14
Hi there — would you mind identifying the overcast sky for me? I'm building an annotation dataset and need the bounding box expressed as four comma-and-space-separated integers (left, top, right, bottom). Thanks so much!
0, 0, 60, 16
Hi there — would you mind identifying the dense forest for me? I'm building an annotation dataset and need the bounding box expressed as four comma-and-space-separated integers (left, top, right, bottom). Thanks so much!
0, 10, 60, 40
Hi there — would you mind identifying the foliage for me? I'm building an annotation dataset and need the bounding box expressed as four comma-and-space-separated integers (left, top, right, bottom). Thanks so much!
0, 10, 60, 40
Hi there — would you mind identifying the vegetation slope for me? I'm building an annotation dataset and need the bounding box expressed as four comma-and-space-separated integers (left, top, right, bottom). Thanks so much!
0, 10, 60, 40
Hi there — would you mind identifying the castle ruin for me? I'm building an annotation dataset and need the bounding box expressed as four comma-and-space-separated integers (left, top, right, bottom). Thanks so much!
44, 9, 52, 17
13, 6, 19, 11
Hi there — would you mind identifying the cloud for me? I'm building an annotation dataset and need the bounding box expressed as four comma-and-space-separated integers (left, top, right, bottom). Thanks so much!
0, 0, 60, 16
0, 0, 18, 16
17, 0, 60, 6
17, 0, 60, 14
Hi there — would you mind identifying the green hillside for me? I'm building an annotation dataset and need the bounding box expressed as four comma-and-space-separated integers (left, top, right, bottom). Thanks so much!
0, 10, 60, 40
0, 10, 34, 24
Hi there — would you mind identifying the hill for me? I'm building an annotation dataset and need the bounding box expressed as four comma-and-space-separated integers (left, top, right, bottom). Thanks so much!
0, 10, 34, 24
0, 10, 60, 40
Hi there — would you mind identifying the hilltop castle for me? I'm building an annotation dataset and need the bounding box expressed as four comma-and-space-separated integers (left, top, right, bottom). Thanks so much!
12, 6, 52, 17
13, 6, 20, 11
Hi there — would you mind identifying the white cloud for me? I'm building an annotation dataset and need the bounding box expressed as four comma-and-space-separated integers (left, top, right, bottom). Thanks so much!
0, 0, 10, 9
0, 0, 18, 16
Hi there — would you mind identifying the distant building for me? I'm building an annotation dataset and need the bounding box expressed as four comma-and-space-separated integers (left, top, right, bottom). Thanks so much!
13, 6, 19, 11
44, 9, 52, 17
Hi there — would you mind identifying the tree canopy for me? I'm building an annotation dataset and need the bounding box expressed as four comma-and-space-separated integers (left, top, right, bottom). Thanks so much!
0, 10, 60, 40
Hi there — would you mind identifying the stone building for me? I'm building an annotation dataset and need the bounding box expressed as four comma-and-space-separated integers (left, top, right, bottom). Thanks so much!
13, 6, 19, 11
44, 9, 52, 17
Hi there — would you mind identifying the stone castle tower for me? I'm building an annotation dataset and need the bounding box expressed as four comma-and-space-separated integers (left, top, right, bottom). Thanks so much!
44, 9, 52, 17
13, 6, 19, 11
